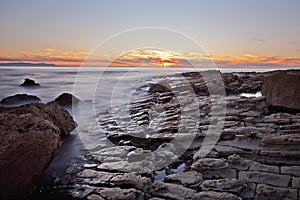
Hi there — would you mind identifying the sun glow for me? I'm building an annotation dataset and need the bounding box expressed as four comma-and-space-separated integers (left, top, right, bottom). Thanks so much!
1, 48, 300, 68
151, 50, 179, 67
121, 49, 184, 67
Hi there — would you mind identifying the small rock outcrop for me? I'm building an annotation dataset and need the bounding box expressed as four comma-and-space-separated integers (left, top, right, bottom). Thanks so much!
263, 71, 300, 112
0, 102, 77, 199
148, 81, 172, 93
20, 78, 40, 87
0, 94, 41, 106
53, 93, 81, 106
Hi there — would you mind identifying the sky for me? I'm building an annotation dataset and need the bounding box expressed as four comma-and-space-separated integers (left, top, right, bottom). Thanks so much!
0, 0, 300, 68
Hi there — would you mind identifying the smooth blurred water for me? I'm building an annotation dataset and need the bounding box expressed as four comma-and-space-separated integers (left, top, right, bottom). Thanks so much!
0, 66, 273, 106
0, 66, 193, 108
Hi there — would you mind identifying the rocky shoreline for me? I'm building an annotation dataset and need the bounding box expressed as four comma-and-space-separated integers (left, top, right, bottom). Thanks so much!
0, 70, 300, 200
70, 70, 300, 200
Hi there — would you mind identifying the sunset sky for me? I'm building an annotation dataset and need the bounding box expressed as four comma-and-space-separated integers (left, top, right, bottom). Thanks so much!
0, 0, 300, 68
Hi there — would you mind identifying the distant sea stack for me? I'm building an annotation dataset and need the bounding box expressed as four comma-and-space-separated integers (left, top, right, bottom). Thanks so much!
20, 78, 40, 87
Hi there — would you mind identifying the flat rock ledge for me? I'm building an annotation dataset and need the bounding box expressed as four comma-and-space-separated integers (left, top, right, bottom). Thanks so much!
0, 102, 77, 200
43, 70, 300, 200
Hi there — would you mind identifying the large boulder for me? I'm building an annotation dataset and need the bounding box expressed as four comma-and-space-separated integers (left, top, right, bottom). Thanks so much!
20, 78, 40, 87
0, 102, 77, 199
263, 71, 300, 112
0, 94, 41, 106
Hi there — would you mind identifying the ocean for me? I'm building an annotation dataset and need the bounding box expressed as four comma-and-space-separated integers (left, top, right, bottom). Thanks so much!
0, 66, 274, 105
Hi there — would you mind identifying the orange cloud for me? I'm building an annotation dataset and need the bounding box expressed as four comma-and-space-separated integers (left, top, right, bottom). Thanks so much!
209, 54, 300, 67
111, 49, 184, 67
0, 48, 300, 69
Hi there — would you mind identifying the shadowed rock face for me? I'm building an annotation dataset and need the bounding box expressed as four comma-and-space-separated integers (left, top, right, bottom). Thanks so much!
0, 102, 77, 200
0, 94, 41, 106
263, 71, 300, 112
20, 78, 40, 87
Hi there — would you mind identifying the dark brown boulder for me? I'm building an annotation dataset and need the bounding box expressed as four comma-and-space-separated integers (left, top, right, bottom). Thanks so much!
0, 94, 41, 105
0, 103, 77, 199
1, 102, 77, 136
53, 93, 81, 106
20, 78, 40, 87
148, 81, 172, 94
262, 71, 300, 112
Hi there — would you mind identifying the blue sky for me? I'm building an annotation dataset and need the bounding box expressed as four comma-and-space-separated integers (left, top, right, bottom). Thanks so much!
0, 0, 299, 67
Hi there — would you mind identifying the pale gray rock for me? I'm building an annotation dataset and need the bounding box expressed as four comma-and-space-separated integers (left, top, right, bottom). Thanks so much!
164, 170, 203, 187
281, 166, 300, 177
228, 154, 252, 171
96, 187, 144, 200
193, 191, 242, 200
201, 168, 237, 179
191, 158, 228, 171
200, 179, 255, 199
239, 171, 291, 187
249, 161, 279, 174
292, 177, 300, 189
262, 134, 300, 145
255, 184, 298, 200
97, 160, 154, 174
150, 181, 196, 200
87, 194, 105, 200
214, 145, 244, 156
110, 172, 152, 192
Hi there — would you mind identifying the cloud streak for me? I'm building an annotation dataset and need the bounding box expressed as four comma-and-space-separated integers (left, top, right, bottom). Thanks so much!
1, 48, 300, 69
250, 38, 266, 42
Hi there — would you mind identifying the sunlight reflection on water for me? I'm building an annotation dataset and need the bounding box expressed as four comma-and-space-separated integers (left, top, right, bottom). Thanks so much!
240, 91, 262, 98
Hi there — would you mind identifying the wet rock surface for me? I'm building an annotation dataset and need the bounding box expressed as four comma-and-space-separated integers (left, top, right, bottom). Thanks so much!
0, 102, 77, 199
29, 70, 300, 199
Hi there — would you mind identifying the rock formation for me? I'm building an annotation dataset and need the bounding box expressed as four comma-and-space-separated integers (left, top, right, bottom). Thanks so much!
53, 93, 81, 106
0, 102, 77, 199
0, 94, 41, 106
67, 70, 300, 200
263, 71, 300, 112
8, 70, 299, 200
20, 78, 40, 87
148, 81, 172, 94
